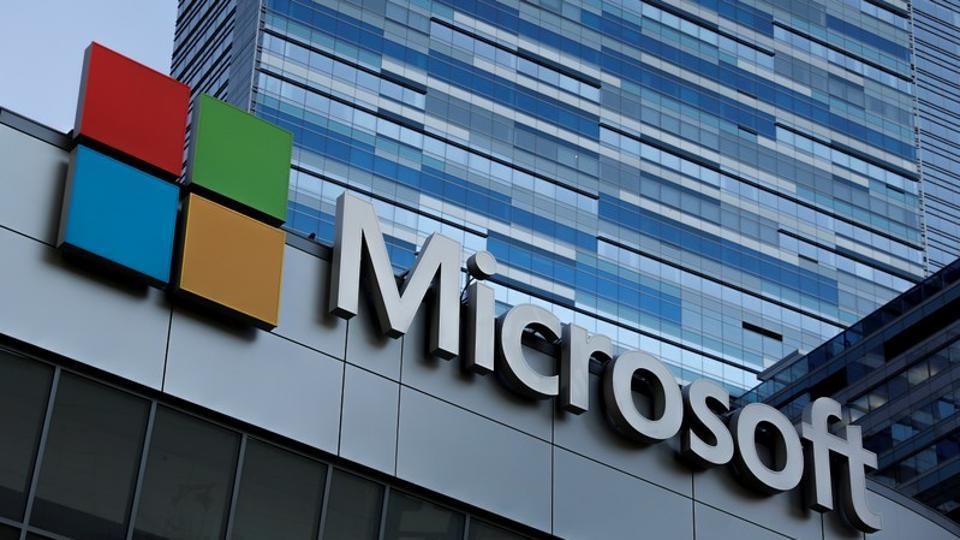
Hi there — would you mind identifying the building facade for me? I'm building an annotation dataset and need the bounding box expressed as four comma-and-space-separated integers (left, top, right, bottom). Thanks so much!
913, 0, 960, 270
0, 107, 958, 539
741, 256, 960, 524
172, 0, 925, 395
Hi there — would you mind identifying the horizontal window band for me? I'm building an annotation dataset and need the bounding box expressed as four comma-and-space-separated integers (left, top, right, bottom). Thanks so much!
261, 27, 428, 95
601, 122, 923, 252
772, 21, 912, 83
256, 66, 601, 200
778, 228, 921, 284
429, 17, 603, 88
598, 235, 846, 329
775, 123, 920, 181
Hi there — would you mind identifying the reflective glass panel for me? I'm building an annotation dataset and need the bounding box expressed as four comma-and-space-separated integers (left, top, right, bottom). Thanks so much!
133, 408, 240, 540
0, 351, 52, 521
31, 374, 149, 539
321, 470, 383, 540
383, 491, 464, 540
230, 439, 326, 540
469, 519, 530, 540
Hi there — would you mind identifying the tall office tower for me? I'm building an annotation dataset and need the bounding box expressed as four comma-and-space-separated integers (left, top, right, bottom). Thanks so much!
173, 0, 924, 394
913, 0, 960, 271
740, 258, 960, 523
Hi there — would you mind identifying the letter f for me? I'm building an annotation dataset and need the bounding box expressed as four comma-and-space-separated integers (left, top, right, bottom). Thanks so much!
800, 398, 882, 533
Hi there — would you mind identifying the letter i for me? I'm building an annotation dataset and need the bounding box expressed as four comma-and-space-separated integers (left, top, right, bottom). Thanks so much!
464, 251, 498, 373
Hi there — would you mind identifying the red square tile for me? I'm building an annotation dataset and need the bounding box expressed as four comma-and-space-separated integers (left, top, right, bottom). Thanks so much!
75, 42, 190, 178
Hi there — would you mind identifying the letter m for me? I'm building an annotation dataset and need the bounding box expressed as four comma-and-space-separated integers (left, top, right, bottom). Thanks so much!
329, 193, 462, 358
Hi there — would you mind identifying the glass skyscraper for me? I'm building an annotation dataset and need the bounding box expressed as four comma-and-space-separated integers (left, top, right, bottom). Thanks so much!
173, 0, 926, 394
914, 0, 960, 270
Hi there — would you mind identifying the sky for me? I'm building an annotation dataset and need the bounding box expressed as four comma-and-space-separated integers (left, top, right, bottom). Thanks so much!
0, 1, 176, 132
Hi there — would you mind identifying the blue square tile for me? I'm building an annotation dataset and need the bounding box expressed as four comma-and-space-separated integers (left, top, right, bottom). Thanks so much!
58, 145, 179, 284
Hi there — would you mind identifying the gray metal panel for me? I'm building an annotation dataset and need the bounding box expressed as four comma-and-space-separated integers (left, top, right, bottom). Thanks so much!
0, 123, 69, 244
395, 387, 552, 532
553, 372, 693, 496
692, 465, 822, 539
339, 364, 399, 474
695, 503, 790, 540
272, 245, 346, 360
0, 226, 169, 389
344, 292, 403, 380
400, 310, 553, 441
164, 308, 343, 452
552, 447, 694, 539
865, 490, 958, 540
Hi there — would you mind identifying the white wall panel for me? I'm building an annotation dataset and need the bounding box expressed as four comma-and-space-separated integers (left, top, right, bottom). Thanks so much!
396, 387, 552, 531
165, 308, 343, 453
339, 364, 399, 474
0, 226, 169, 389
272, 245, 346, 360
553, 447, 694, 539
0, 123, 68, 244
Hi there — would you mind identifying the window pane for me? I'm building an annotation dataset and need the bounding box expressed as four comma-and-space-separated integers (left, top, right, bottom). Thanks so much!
383, 491, 464, 540
0, 351, 52, 521
321, 470, 383, 540
0, 525, 18, 540
31, 374, 149, 539
133, 408, 240, 540
230, 440, 326, 540
469, 519, 529, 540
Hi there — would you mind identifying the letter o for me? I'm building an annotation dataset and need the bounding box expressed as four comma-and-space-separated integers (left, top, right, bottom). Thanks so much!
602, 351, 683, 443
730, 403, 804, 493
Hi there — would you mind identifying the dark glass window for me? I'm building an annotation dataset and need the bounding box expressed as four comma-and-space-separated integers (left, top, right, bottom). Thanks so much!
321, 470, 383, 540
133, 408, 240, 540
30, 374, 149, 539
469, 519, 530, 540
230, 440, 326, 540
0, 351, 52, 521
0, 525, 18, 540
383, 491, 464, 540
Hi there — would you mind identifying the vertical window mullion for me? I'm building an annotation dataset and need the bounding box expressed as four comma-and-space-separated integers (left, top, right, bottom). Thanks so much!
377, 485, 391, 540
17, 367, 60, 540
462, 515, 471, 540
316, 465, 334, 540
222, 434, 248, 540
125, 402, 157, 540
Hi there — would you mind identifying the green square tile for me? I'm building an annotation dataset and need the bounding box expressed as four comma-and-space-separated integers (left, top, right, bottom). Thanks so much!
188, 94, 293, 223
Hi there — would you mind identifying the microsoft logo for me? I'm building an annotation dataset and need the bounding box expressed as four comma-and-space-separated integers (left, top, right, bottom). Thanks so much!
57, 43, 293, 328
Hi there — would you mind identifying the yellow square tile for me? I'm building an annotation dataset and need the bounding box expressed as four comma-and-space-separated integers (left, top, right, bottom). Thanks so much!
177, 194, 284, 328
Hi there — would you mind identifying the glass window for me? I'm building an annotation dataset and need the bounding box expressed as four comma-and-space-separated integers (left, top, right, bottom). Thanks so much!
133, 408, 240, 540
0, 351, 52, 521
30, 374, 149, 539
383, 491, 464, 540
321, 470, 383, 540
469, 519, 529, 540
0, 525, 18, 540
230, 440, 326, 540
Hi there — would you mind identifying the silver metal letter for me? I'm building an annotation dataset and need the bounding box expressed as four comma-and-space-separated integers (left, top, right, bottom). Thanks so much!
560, 324, 612, 414
730, 403, 803, 493
680, 379, 734, 467
601, 351, 683, 443
463, 252, 498, 374
800, 397, 882, 532
329, 193, 462, 358
495, 304, 561, 398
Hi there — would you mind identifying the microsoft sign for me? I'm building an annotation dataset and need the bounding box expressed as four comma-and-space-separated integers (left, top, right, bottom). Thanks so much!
328, 192, 883, 534
56, 43, 882, 534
